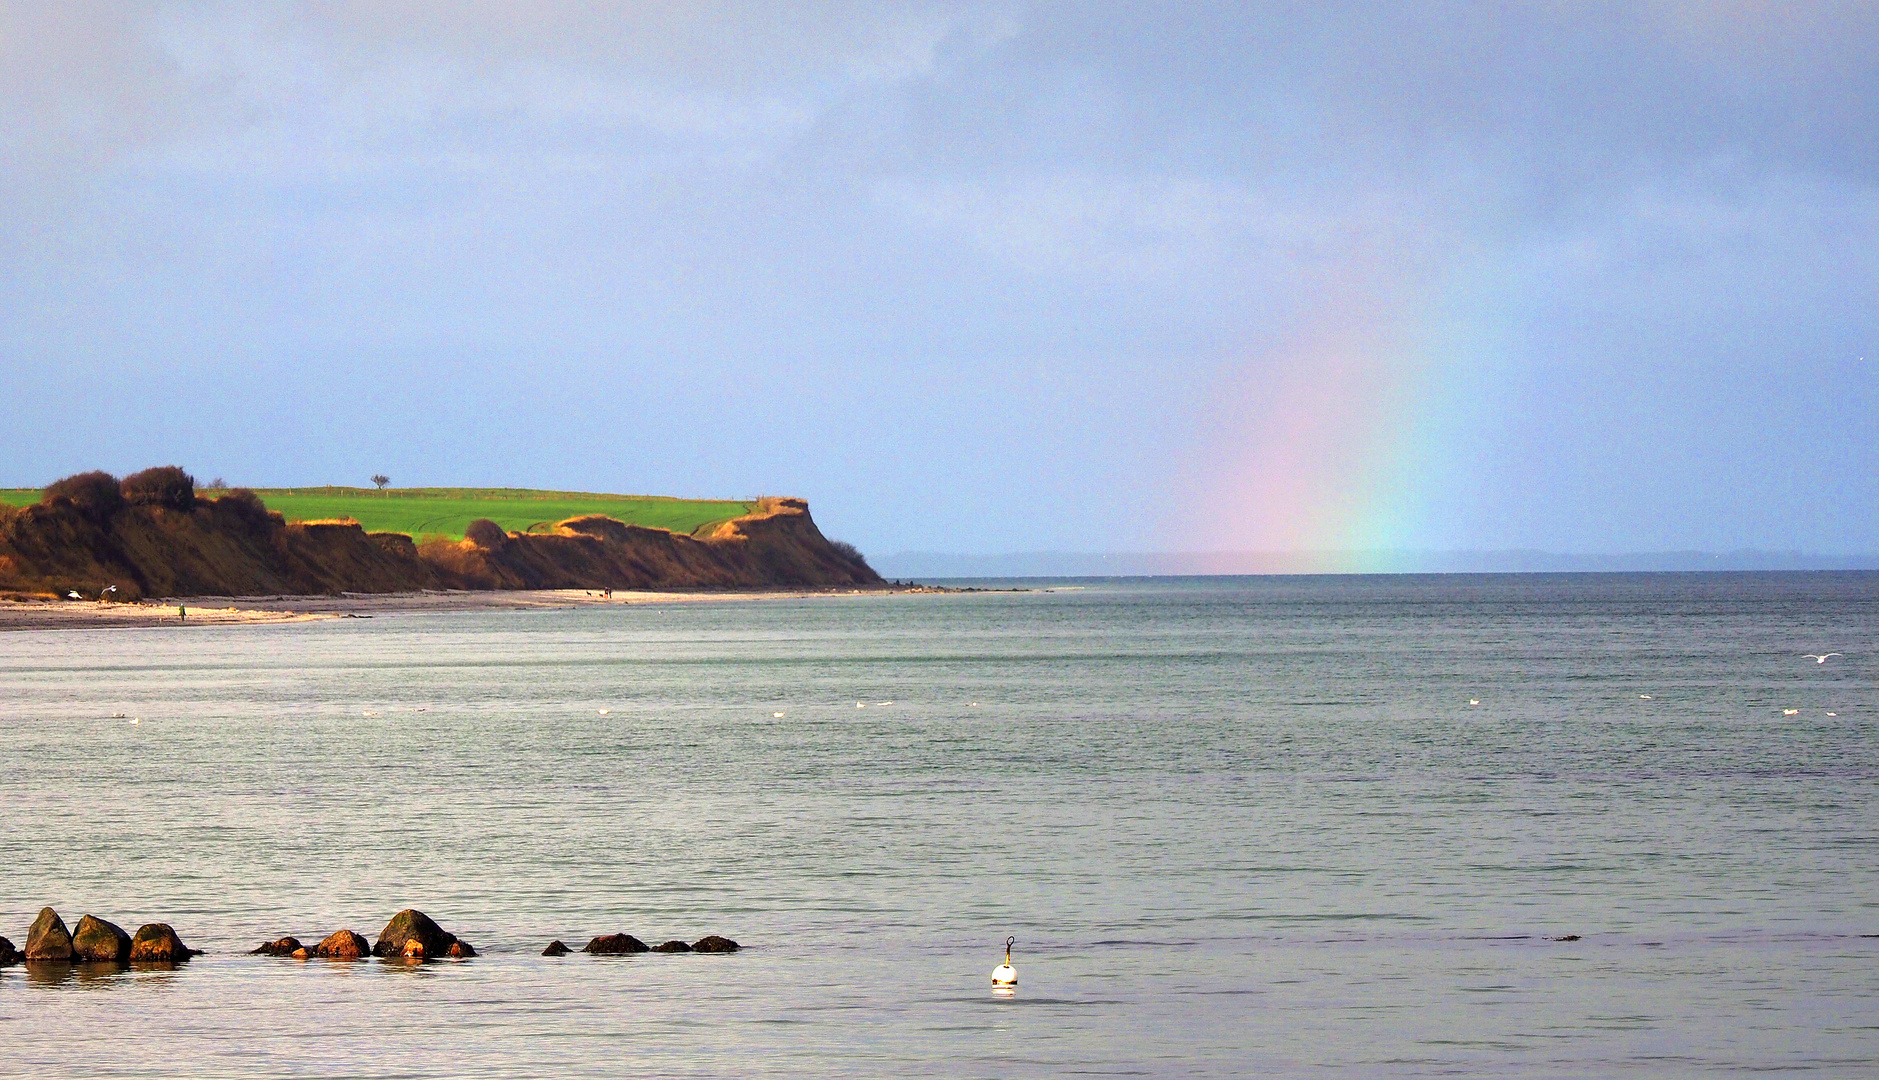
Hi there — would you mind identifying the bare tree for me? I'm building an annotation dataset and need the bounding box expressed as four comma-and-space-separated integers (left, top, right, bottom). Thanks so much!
371, 474, 390, 492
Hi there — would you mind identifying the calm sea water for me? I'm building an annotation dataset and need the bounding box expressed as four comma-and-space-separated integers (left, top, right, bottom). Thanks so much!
2, 574, 1875, 1078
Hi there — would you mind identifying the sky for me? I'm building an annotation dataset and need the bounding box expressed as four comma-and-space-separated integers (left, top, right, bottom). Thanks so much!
2, 1, 1875, 559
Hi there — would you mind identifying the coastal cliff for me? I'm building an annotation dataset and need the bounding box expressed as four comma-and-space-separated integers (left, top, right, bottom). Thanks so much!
0, 473, 881, 599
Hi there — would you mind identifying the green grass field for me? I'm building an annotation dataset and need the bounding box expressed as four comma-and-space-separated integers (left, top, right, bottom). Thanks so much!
0, 486, 754, 541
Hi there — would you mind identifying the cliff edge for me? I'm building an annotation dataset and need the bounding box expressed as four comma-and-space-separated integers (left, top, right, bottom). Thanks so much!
0, 471, 881, 599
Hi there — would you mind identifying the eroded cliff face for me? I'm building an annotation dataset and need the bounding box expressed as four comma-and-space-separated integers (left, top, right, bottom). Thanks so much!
0, 495, 879, 600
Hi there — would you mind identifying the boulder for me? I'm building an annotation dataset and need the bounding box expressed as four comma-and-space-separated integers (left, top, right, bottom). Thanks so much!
400, 938, 426, 959
129, 923, 197, 963
653, 940, 692, 953
372, 909, 468, 960
25, 907, 74, 962
291, 947, 311, 959
251, 936, 303, 956
71, 915, 132, 963
446, 940, 476, 958
582, 933, 649, 955
692, 935, 740, 953
0, 935, 20, 966
541, 940, 570, 956
313, 930, 371, 959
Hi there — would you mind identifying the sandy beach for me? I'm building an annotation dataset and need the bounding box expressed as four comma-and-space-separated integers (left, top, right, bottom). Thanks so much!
0, 585, 938, 631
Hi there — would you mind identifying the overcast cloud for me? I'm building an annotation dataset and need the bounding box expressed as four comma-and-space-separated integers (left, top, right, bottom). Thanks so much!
2, 1, 1874, 556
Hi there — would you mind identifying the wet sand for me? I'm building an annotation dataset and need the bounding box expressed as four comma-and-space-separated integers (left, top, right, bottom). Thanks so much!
0, 586, 936, 631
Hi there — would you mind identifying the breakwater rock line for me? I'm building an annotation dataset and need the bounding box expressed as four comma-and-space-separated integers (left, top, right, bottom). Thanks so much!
564, 933, 738, 956
9, 907, 201, 967
245, 910, 474, 961
5, 906, 740, 972
1, 473, 881, 600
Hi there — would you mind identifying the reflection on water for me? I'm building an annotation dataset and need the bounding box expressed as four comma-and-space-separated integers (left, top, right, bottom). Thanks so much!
22, 960, 128, 988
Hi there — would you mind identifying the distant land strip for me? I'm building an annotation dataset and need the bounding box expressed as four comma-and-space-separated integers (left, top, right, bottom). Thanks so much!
874, 550, 1879, 577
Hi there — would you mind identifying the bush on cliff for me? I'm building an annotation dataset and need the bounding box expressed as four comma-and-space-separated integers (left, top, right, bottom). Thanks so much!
43, 471, 126, 521
217, 488, 274, 529
121, 466, 198, 511
464, 518, 508, 548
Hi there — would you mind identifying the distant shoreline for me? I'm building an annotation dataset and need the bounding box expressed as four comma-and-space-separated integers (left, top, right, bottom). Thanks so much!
0, 585, 944, 632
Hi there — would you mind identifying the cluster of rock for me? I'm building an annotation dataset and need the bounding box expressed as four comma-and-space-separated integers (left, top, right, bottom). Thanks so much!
251, 909, 475, 960
541, 933, 739, 956
0, 908, 199, 966
2, 907, 741, 970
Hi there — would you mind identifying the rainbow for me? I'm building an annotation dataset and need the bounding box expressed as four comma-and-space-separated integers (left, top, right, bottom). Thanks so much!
1168, 252, 1515, 570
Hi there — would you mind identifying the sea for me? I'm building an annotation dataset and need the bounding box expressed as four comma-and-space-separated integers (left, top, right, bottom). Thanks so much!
1, 573, 1875, 1078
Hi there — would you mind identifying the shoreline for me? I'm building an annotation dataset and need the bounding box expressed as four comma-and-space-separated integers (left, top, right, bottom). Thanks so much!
0, 585, 944, 631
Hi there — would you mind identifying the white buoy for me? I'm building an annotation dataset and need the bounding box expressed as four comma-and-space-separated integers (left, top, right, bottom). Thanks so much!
991, 936, 1017, 992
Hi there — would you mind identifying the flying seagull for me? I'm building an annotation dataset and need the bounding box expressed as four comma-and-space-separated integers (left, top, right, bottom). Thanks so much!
1804, 653, 1843, 664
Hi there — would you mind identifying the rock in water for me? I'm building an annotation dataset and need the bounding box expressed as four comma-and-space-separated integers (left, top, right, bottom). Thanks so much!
25, 908, 74, 962
582, 933, 649, 955
541, 940, 570, 956
653, 940, 692, 953
313, 930, 371, 959
400, 938, 426, 959
692, 935, 740, 953
129, 924, 196, 963
446, 940, 476, 958
71, 915, 132, 963
251, 936, 303, 956
0, 936, 21, 966
372, 909, 468, 959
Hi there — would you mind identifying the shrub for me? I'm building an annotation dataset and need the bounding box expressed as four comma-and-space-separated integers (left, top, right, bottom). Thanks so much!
464, 518, 508, 548
121, 466, 198, 510
829, 539, 866, 565
218, 488, 273, 529
43, 470, 126, 520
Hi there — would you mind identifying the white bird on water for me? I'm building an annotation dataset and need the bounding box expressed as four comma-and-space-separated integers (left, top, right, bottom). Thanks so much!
1804, 653, 1843, 664
991, 936, 1017, 992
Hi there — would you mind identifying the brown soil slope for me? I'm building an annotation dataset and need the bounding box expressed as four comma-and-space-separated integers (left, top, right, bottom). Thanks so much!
0, 494, 879, 600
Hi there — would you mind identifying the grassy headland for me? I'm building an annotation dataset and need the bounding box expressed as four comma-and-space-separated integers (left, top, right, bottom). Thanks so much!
2, 487, 752, 542
1, 470, 877, 598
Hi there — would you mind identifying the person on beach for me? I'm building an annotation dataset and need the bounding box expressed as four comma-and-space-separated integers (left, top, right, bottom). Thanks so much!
178, 605, 186, 622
